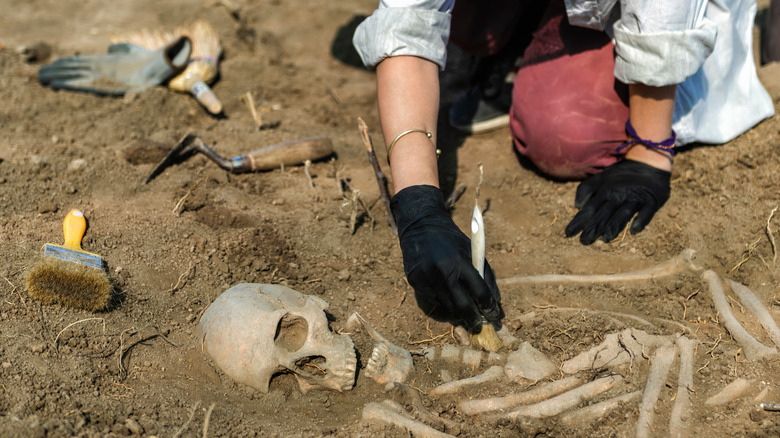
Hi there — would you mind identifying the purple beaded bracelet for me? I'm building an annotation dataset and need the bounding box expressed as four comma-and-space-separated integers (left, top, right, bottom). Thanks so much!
615, 119, 676, 156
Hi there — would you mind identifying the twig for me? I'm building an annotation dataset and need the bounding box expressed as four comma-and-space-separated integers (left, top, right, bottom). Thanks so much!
358, 117, 397, 236
54, 318, 106, 352
349, 190, 360, 235
444, 184, 467, 211
173, 400, 202, 438
242, 91, 262, 129
303, 160, 318, 201
203, 402, 216, 438
767, 206, 778, 264
702, 270, 777, 360
166, 263, 193, 294
174, 171, 207, 216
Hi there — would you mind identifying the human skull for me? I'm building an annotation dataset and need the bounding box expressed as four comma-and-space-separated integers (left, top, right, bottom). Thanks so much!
198, 283, 357, 393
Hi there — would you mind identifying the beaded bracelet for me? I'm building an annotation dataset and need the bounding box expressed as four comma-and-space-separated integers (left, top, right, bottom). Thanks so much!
615, 119, 677, 156
386, 129, 441, 165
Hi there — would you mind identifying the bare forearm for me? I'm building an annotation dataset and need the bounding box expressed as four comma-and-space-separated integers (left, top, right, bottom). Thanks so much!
625, 83, 677, 171
376, 56, 441, 192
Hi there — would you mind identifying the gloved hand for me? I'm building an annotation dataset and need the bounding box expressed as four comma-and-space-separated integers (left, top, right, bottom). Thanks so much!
565, 159, 671, 245
38, 36, 192, 96
390, 184, 504, 333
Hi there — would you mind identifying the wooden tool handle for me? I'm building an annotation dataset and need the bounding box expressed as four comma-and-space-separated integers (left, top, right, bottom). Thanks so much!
63, 209, 87, 251
243, 137, 334, 171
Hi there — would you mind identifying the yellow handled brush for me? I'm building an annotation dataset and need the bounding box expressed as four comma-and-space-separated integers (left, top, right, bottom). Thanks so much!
26, 209, 111, 311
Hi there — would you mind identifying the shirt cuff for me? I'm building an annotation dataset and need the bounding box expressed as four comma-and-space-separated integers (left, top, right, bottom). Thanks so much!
613, 18, 718, 86
352, 7, 451, 70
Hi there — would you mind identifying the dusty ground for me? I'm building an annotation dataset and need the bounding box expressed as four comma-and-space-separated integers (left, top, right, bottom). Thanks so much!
2, 0, 780, 437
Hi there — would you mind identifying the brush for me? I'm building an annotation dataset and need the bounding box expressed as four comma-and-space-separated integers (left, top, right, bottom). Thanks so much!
26, 209, 111, 311
112, 20, 223, 114
469, 164, 503, 352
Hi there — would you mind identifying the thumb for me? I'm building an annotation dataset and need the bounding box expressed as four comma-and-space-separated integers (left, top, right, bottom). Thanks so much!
573, 173, 603, 209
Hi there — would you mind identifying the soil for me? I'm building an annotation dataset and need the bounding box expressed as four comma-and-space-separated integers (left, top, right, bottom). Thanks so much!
2, 1, 780, 437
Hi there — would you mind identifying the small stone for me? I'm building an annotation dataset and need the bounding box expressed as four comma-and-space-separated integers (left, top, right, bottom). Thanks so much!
337, 269, 351, 281
68, 159, 88, 171
37, 202, 57, 214
29, 343, 46, 354
125, 419, 144, 435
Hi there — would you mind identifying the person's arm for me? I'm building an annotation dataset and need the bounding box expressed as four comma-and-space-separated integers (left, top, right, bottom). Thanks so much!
376, 55, 441, 192
624, 83, 677, 171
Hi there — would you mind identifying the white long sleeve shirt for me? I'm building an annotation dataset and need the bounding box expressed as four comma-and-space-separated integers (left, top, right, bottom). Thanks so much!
353, 0, 774, 146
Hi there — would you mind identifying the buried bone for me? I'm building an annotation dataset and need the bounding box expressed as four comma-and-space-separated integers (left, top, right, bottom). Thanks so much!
362, 400, 456, 438
346, 312, 413, 385
386, 382, 463, 435
429, 365, 505, 397
504, 341, 558, 382
561, 328, 671, 375
636, 343, 677, 438
669, 336, 698, 438
199, 283, 357, 393
457, 375, 584, 416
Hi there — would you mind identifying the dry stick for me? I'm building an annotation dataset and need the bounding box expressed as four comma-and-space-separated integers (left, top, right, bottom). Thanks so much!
457, 375, 584, 416
498, 249, 698, 286
429, 365, 504, 397
349, 190, 360, 235
202, 402, 216, 438
669, 336, 698, 438
173, 400, 202, 438
636, 343, 678, 438
558, 390, 641, 426
488, 375, 624, 421
702, 270, 777, 360
174, 171, 207, 216
726, 279, 780, 349
243, 91, 262, 129
54, 317, 106, 351
358, 117, 397, 236
304, 160, 318, 201
363, 401, 455, 438
767, 206, 778, 264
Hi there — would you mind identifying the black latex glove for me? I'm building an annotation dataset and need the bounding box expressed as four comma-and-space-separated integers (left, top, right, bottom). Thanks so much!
38, 36, 192, 96
390, 185, 504, 333
565, 159, 671, 245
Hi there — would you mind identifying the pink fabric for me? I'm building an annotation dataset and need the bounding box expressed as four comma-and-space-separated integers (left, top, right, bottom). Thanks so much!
510, 2, 629, 180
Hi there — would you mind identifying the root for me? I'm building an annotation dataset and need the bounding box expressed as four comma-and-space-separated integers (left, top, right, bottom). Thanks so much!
457, 376, 583, 416
703, 271, 777, 360
429, 365, 504, 397
498, 249, 699, 286
669, 336, 697, 438
362, 400, 455, 438
487, 375, 623, 421
725, 279, 780, 350
636, 344, 677, 438
558, 390, 641, 426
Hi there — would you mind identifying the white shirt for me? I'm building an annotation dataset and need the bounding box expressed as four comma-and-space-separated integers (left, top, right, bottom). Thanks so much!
353, 0, 774, 146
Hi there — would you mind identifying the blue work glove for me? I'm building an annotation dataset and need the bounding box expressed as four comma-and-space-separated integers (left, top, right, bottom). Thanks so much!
565, 159, 671, 244
39, 36, 192, 96
390, 185, 504, 333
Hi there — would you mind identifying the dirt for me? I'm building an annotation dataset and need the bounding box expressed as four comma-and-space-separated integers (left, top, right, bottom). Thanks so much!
2, 1, 780, 437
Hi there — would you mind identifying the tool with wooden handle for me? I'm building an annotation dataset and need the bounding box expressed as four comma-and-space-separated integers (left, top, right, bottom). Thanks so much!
144, 133, 335, 183
469, 204, 503, 352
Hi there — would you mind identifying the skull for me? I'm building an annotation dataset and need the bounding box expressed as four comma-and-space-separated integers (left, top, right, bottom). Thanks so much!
198, 283, 357, 393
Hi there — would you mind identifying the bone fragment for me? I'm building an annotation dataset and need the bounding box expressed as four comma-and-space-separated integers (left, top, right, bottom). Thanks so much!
430, 365, 505, 397
488, 375, 623, 421
347, 312, 413, 385
422, 344, 506, 368
636, 343, 677, 438
705, 378, 755, 406
387, 382, 463, 435
558, 390, 641, 426
561, 329, 669, 375
726, 279, 780, 350
504, 342, 557, 382
363, 401, 455, 438
498, 249, 699, 286
457, 375, 583, 416
669, 336, 698, 438
703, 271, 778, 360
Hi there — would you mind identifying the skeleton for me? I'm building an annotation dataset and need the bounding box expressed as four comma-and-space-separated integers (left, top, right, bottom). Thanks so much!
361, 249, 780, 436
198, 283, 357, 393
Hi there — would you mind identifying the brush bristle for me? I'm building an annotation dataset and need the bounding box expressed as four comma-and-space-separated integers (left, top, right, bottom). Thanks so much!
470, 323, 503, 353
26, 258, 111, 311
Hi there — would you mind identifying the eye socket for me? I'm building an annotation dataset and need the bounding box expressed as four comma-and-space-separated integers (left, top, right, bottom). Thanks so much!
274, 313, 309, 352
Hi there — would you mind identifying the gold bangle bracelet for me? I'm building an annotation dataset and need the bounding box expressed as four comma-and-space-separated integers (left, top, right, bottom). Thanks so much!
386, 129, 441, 165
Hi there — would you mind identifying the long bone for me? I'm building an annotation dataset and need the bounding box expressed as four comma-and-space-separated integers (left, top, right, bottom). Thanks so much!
558, 390, 641, 426
457, 375, 584, 416
725, 279, 780, 350
498, 249, 699, 286
362, 400, 455, 438
386, 382, 463, 435
636, 343, 677, 438
702, 271, 778, 360
486, 374, 624, 421
669, 336, 698, 438
429, 365, 505, 397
